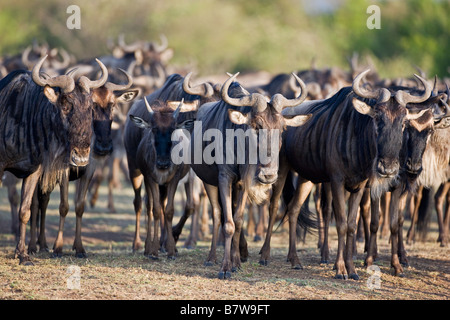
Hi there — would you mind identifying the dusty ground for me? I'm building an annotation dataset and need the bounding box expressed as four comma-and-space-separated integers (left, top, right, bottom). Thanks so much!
0, 180, 449, 301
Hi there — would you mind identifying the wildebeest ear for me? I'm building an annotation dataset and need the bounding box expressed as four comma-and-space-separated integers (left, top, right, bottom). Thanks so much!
129, 115, 151, 129
43, 85, 59, 104
352, 97, 375, 117
228, 109, 251, 125
434, 116, 450, 130
284, 114, 312, 127
116, 89, 140, 103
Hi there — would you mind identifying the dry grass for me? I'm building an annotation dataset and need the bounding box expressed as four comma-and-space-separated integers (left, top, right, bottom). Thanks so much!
0, 181, 449, 301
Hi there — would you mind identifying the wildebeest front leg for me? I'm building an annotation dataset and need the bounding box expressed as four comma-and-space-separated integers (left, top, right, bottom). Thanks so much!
73, 166, 96, 258
230, 188, 248, 272
131, 174, 143, 252
218, 173, 234, 279
162, 180, 180, 259
259, 160, 289, 266
388, 186, 405, 276
344, 185, 366, 280
365, 194, 380, 268
203, 183, 221, 266
320, 183, 332, 264
286, 178, 314, 269
331, 179, 348, 279
28, 189, 40, 255
15, 168, 42, 265
53, 176, 69, 257
147, 179, 162, 259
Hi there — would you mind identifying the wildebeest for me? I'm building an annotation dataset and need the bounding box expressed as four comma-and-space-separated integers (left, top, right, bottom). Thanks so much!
26, 70, 139, 257
260, 69, 432, 279
124, 72, 218, 258
189, 72, 312, 279
0, 55, 108, 264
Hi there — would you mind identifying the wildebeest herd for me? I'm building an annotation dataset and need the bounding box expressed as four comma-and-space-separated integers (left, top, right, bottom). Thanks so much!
1, 37, 449, 281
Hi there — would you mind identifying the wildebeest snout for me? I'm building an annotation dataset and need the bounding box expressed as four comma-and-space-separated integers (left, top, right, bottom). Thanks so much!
70, 147, 90, 167
376, 158, 399, 178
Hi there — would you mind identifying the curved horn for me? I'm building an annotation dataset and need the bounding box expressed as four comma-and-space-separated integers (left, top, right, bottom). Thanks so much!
221, 72, 267, 112
32, 55, 75, 93
21, 46, 34, 70
51, 48, 71, 70
271, 73, 308, 112
144, 96, 154, 115
78, 58, 109, 92
152, 34, 168, 53
353, 69, 379, 100
118, 34, 142, 52
104, 68, 133, 92
183, 72, 215, 97
395, 74, 433, 106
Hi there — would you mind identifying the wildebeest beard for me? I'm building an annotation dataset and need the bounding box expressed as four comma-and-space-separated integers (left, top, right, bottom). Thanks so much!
242, 163, 273, 205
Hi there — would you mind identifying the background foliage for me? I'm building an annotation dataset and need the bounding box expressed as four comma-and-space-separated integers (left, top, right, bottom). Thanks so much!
0, 0, 448, 78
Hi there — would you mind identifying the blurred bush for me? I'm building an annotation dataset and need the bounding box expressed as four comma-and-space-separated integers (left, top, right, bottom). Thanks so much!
0, 0, 448, 77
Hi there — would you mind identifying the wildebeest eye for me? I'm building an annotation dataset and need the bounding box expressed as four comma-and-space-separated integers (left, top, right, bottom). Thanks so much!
61, 103, 72, 113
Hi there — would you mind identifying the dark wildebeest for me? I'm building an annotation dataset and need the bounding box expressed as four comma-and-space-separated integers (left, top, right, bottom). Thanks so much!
124, 73, 218, 258
260, 69, 432, 279
125, 97, 198, 259
0, 55, 108, 264
361, 83, 450, 276
406, 85, 450, 246
189, 72, 312, 279
26, 70, 139, 257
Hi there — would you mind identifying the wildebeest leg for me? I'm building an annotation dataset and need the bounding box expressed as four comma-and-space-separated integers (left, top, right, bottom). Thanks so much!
161, 179, 180, 259
442, 186, 450, 247
397, 192, 409, 267
314, 184, 324, 249
5, 175, 20, 238
320, 183, 332, 264
183, 177, 199, 249
388, 185, 405, 276
379, 192, 391, 239
143, 179, 154, 257
73, 166, 96, 258
259, 161, 289, 266
359, 188, 371, 253
331, 179, 348, 279
147, 179, 162, 259
345, 186, 366, 280
28, 189, 40, 255
52, 176, 69, 258
218, 172, 234, 279
435, 182, 450, 246
286, 177, 314, 269
131, 173, 143, 252
15, 168, 42, 265
365, 194, 380, 268
255, 202, 268, 242
203, 183, 221, 266
230, 188, 248, 272
406, 185, 423, 244
246, 202, 256, 240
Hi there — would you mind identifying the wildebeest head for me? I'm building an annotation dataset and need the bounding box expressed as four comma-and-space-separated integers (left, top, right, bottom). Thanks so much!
350, 69, 432, 178
32, 55, 109, 167
129, 97, 197, 173
91, 69, 139, 157
221, 72, 312, 203
401, 81, 450, 178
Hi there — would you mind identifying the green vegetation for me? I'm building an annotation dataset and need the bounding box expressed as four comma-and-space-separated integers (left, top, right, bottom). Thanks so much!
0, 0, 448, 77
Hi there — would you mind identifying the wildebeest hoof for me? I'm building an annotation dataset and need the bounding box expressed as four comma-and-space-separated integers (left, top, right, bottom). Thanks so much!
204, 261, 215, 267
320, 259, 329, 265
231, 266, 241, 273
167, 255, 176, 261
218, 271, 232, 279
148, 254, 159, 260
253, 235, 262, 242
76, 252, 87, 258
293, 264, 303, 270
349, 273, 360, 280
19, 256, 34, 266
259, 260, 269, 266
51, 252, 63, 258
